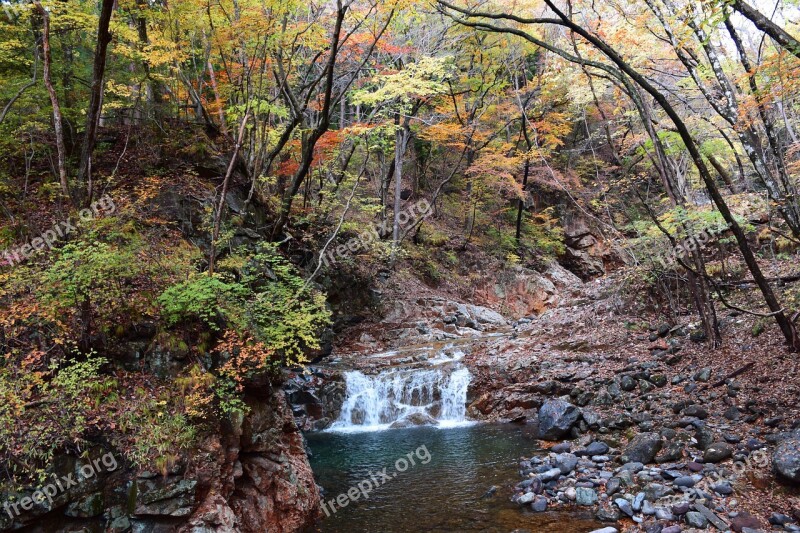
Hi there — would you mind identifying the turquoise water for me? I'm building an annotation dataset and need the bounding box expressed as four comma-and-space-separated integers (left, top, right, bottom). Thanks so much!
305, 424, 602, 533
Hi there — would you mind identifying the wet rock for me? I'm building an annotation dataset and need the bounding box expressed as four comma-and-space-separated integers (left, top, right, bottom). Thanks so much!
622, 433, 662, 464
531, 496, 548, 512
520, 477, 543, 494
596, 505, 621, 522
774, 436, 800, 482
538, 468, 563, 482
537, 399, 581, 440
389, 412, 439, 428
65, 492, 104, 518
703, 442, 734, 463
517, 492, 535, 505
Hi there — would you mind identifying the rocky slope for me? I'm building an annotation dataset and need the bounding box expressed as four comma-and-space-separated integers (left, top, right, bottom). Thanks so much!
2, 385, 319, 533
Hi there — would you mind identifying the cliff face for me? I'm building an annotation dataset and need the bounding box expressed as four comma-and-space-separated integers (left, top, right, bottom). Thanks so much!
3, 386, 319, 533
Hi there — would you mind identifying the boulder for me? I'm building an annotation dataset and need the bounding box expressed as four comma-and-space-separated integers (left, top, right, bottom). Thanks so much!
537, 399, 581, 440
774, 435, 800, 482
622, 433, 662, 464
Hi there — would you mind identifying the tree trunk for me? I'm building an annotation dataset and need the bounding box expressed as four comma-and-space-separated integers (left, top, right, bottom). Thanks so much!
536, 0, 800, 350
77, 0, 115, 204
34, 2, 70, 201
209, 112, 250, 275
730, 0, 800, 60
392, 113, 411, 261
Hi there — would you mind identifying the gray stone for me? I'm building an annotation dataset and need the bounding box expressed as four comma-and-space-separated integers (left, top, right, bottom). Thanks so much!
517, 492, 535, 505
576, 487, 598, 506
674, 476, 696, 488
774, 436, 800, 482
712, 482, 733, 495
656, 508, 675, 520
642, 499, 655, 515
633, 492, 645, 511
704, 442, 734, 463
605, 477, 621, 496
531, 495, 548, 512
622, 433, 662, 464
538, 399, 581, 440
615, 498, 634, 517
134, 478, 197, 517
686, 511, 709, 529
582, 441, 610, 456
538, 468, 562, 482
693, 503, 730, 531
684, 405, 709, 419
555, 453, 579, 474
620, 375, 636, 391
672, 501, 690, 515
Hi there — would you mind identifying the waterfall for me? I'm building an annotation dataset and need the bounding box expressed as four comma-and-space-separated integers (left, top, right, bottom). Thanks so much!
329, 357, 472, 432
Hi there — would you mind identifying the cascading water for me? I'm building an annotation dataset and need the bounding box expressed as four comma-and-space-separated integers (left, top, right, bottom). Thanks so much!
329, 351, 472, 432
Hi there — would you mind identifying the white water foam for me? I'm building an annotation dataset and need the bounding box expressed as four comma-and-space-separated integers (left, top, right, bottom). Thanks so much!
327, 357, 473, 433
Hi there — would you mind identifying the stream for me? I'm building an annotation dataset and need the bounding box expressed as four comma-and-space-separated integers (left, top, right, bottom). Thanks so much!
304, 342, 603, 532
307, 424, 602, 532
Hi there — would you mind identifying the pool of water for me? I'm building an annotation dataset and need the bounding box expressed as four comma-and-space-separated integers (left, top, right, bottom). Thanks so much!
305, 423, 602, 533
